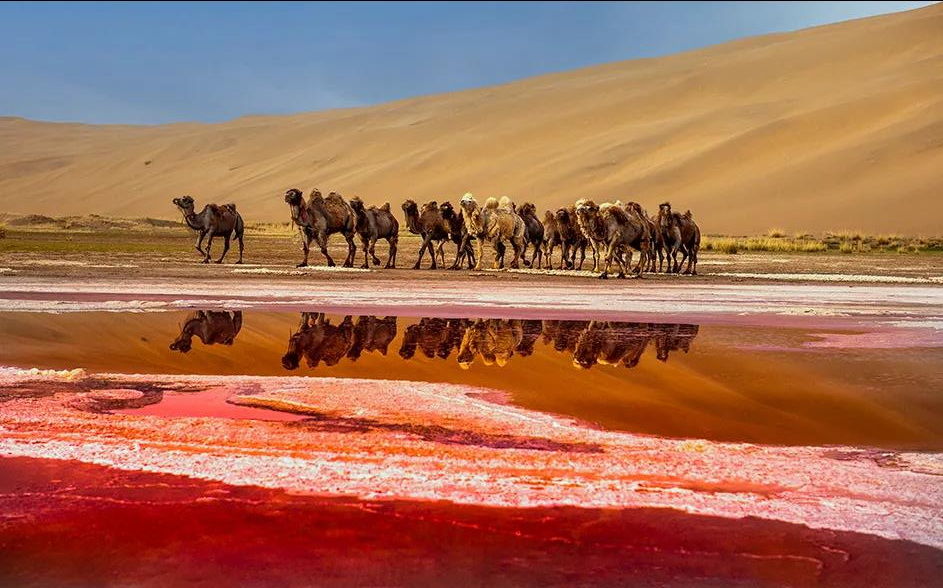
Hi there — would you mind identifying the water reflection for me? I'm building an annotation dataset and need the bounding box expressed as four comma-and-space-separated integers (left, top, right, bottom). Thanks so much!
170, 311, 243, 353
276, 313, 698, 370
282, 313, 398, 370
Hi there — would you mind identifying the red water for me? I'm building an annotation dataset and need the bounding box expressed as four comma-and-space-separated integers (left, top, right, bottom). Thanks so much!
1, 457, 940, 587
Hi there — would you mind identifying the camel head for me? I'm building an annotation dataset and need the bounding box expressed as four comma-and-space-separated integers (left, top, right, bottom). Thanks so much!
576, 199, 599, 216
421, 200, 439, 214
459, 192, 478, 212
519, 202, 536, 217
555, 207, 571, 225
401, 199, 418, 216
284, 188, 304, 206
172, 195, 196, 214
659, 202, 672, 216
169, 334, 193, 353
349, 196, 366, 214
439, 201, 457, 220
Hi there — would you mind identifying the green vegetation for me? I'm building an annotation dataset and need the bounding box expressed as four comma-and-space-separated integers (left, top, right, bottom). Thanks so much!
703, 229, 942, 255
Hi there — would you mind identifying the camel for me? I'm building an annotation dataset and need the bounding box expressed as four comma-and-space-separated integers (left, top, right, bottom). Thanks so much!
593, 203, 650, 279
402, 199, 452, 269
515, 319, 544, 357
657, 202, 701, 274
171, 195, 244, 264
438, 202, 477, 270
169, 310, 243, 353
517, 202, 545, 269
623, 202, 662, 272
574, 198, 610, 272
398, 317, 469, 360
541, 320, 591, 354
459, 194, 525, 270
283, 189, 357, 267
542, 210, 563, 269
554, 207, 588, 270
349, 197, 399, 269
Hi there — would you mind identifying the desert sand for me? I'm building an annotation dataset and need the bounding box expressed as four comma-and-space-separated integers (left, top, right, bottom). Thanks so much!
0, 4, 941, 234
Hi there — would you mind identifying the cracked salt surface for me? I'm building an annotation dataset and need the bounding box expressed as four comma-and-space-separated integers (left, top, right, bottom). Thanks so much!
717, 272, 943, 284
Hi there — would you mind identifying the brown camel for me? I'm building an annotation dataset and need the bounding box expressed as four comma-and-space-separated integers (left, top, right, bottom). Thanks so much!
517, 202, 545, 269
438, 202, 477, 270
657, 202, 701, 275
402, 199, 451, 269
654, 323, 700, 361
554, 207, 588, 270
349, 197, 399, 269
170, 310, 243, 353
593, 203, 650, 279
623, 202, 662, 272
456, 318, 524, 369
283, 188, 357, 268
573, 321, 652, 370
542, 210, 563, 269
459, 194, 525, 270
172, 195, 244, 264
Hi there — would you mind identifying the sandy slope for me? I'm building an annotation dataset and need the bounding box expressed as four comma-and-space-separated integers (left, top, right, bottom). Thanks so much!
0, 4, 941, 233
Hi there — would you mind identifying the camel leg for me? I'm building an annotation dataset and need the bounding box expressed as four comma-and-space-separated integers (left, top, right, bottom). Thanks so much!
194, 231, 206, 257
430, 240, 439, 270
559, 243, 571, 270
510, 239, 522, 270
520, 241, 530, 268
414, 236, 430, 270
531, 242, 541, 269
370, 238, 381, 266
589, 242, 599, 272
577, 245, 586, 271
685, 246, 699, 275
450, 236, 467, 270
473, 236, 485, 271
297, 231, 311, 267
466, 239, 477, 269
235, 232, 244, 264
492, 240, 505, 269
360, 236, 371, 269
202, 233, 214, 263
436, 242, 447, 268
343, 232, 356, 268
386, 236, 398, 269
215, 235, 231, 263
318, 233, 336, 267
544, 244, 554, 269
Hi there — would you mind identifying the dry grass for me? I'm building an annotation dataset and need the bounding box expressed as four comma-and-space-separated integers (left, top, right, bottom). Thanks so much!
703, 228, 943, 255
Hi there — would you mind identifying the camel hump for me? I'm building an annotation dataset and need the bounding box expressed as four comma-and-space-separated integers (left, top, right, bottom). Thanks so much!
498, 196, 515, 211
485, 197, 500, 210
683, 209, 694, 219
380, 202, 391, 212
603, 204, 632, 224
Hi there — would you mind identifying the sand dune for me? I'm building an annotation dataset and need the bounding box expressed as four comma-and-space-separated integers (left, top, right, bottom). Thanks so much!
0, 4, 941, 234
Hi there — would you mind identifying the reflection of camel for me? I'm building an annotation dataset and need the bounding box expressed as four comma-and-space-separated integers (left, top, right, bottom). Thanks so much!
170, 311, 243, 353
654, 323, 700, 362
398, 318, 470, 360
347, 316, 398, 361
282, 313, 355, 370
279, 313, 699, 371
457, 319, 525, 369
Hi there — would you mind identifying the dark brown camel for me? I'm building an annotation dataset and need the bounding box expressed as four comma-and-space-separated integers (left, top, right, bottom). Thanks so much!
438, 202, 477, 270
657, 202, 701, 275
283, 188, 357, 268
654, 323, 700, 361
595, 203, 650, 279
624, 202, 662, 273
172, 195, 244, 264
554, 207, 587, 270
401, 199, 450, 269
349, 197, 399, 269
517, 202, 545, 269
573, 321, 652, 369
170, 310, 243, 353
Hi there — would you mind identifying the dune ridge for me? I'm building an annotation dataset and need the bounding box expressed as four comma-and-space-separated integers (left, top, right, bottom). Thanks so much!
0, 4, 941, 233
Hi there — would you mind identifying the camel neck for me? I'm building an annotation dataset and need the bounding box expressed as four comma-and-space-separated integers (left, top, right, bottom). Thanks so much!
181, 211, 202, 230
405, 211, 421, 234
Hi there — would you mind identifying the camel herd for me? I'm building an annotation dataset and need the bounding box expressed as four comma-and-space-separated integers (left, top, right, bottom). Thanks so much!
168, 310, 699, 371
172, 189, 701, 277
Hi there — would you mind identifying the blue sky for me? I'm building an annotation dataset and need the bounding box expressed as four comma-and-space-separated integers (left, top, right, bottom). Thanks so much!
0, 1, 934, 124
